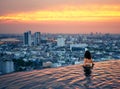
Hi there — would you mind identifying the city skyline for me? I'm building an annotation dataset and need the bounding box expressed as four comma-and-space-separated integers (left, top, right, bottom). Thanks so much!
0, 0, 120, 34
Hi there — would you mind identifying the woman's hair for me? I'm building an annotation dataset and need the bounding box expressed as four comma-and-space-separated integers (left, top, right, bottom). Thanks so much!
84, 50, 92, 59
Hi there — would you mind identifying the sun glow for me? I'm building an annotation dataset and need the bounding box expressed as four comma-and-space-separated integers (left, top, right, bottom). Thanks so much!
0, 5, 120, 22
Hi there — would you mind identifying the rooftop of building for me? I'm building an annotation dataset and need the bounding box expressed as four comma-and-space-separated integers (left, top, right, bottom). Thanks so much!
0, 54, 13, 62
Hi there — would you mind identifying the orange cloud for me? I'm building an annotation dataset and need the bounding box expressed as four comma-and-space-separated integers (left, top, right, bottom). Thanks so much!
0, 5, 120, 22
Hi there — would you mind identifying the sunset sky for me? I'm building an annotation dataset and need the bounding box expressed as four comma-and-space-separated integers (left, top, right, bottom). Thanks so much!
0, 0, 120, 34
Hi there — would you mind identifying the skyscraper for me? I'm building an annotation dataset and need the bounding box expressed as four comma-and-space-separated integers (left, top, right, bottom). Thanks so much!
34, 32, 41, 46
23, 31, 32, 46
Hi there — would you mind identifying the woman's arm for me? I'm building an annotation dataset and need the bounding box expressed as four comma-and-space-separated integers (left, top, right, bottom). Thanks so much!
91, 59, 94, 64
91, 59, 94, 65
91, 59, 95, 67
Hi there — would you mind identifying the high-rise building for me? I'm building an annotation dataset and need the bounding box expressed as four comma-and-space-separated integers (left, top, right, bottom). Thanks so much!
34, 32, 41, 46
23, 31, 32, 46
57, 36, 65, 47
0, 55, 14, 74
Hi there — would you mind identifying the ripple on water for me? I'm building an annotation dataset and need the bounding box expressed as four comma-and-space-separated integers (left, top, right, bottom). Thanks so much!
0, 60, 120, 89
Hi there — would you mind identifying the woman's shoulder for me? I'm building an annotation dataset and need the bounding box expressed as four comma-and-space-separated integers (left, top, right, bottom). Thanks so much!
84, 58, 92, 61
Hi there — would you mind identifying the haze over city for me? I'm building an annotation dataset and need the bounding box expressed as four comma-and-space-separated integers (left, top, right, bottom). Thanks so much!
0, 0, 120, 34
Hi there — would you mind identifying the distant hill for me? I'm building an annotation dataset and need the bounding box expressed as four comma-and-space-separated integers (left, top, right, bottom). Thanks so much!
0, 60, 120, 89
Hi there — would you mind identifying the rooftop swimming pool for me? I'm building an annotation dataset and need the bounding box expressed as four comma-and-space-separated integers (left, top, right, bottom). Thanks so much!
0, 60, 120, 89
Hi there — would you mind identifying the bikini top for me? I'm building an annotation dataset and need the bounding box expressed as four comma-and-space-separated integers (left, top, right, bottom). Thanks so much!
85, 63, 93, 67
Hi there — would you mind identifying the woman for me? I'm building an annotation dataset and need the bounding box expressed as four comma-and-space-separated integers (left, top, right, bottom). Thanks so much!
83, 50, 94, 68
83, 50, 94, 76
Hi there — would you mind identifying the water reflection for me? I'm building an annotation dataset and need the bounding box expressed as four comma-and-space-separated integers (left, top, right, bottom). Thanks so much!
83, 66, 93, 88
0, 60, 120, 89
83, 66, 92, 77
84, 76, 92, 89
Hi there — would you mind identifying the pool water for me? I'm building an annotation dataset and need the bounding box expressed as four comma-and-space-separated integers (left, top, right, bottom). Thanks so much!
0, 60, 120, 89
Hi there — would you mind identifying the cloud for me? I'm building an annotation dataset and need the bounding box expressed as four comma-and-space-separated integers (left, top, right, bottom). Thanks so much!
0, 0, 120, 15
0, 5, 120, 22
0, 0, 120, 34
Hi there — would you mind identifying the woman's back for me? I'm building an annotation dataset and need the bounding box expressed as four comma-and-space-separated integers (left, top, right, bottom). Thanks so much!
83, 50, 94, 67
84, 58, 93, 67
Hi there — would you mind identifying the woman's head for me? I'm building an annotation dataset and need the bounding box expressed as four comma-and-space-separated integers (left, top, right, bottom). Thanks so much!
84, 50, 92, 59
